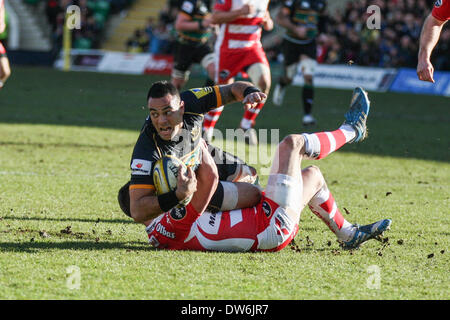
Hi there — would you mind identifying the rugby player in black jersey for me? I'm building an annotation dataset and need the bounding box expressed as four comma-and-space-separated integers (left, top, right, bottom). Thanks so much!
171, 0, 215, 90
272, 0, 327, 126
118, 81, 267, 224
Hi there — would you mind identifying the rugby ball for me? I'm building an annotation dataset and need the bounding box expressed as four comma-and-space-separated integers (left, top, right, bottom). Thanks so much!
152, 156, 193, 208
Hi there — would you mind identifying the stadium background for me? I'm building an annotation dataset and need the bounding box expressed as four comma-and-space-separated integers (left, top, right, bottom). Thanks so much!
0, 0, 449, 301
2, 0, 450, 95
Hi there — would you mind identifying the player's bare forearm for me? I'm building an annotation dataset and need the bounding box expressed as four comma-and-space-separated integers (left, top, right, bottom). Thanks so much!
263, 11, 274, 31
218, 81, 255, 104
218, 82, 267, 109
276, 8, 297, 33
211, 9, 245, 24
129, 188, 163, 223
418, 14, 446, 61
175, 14, 203, 32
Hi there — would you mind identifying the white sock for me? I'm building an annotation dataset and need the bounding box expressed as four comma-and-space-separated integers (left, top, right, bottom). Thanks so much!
339, 124, 356, 143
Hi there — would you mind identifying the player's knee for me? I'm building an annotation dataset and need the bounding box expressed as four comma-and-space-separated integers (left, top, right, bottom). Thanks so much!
280, 134, 305, 152
237, 183, 262, 209
248, 63, 270, 94
304, 165, 325, 190
206, 63, 215, 81
171, 77, 185, 90
258, 76, 271, 95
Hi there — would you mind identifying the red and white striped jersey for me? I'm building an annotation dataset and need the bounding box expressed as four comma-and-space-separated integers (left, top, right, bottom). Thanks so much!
214, 0, 270, 51
146, 195, 298, 252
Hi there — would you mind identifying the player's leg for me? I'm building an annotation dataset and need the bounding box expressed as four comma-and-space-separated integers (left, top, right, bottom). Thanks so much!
0, 43, 11, 89
202, 45, 239, 142
264, 86, 372, 222
306, 165, 392, 249
171, 41, 193, 90
239, 61, 271, 145
203, 48, 250, 142
272, 39, 297, 107
206, 142, 261, 212
299, 51, 317, 126
200, 51, 215, 87
301, 87, 371, 161
202, 77, 231, 142
302, 165, 358, 242
264, 134, 305, 223
255, 134, 306, 251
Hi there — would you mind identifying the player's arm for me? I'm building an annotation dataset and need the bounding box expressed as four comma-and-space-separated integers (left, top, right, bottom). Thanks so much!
417, 13, 447, 82
175, 1, 212, 31
184, 82, 266, 114
262, 10, 274, 31
211, 4, 254, 24
218, 81, 267, 110
129, 187, 163, 223
276, 5, 306, 38
129, 175, 196, 224
175, 12, 208, 31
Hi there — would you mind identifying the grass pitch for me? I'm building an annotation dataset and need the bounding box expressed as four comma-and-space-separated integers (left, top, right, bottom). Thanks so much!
0, 66, 449, 300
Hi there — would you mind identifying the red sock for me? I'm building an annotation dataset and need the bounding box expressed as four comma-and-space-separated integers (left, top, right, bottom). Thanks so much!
302, 125, 355, 159
203, 106, 224, 132
240, 102, 265, 129
308, 186, 353, 241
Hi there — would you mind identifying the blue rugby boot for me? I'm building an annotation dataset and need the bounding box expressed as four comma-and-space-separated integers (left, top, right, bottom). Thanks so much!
344, 87, 370, 143
341, 219, 392, 250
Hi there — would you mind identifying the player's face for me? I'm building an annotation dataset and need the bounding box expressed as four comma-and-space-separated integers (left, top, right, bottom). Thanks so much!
148, 94, 185, 141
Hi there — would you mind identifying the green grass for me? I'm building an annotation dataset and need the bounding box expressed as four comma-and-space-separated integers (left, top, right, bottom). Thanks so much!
0, 66, 449, 299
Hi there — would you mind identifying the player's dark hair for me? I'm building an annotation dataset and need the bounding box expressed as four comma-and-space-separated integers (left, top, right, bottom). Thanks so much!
147, 81, 179, 102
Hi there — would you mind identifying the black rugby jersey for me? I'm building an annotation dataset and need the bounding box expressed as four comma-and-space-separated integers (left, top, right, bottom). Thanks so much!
130, 86, 222, 189
282, 0, 326, 43
178, 0, 212, 43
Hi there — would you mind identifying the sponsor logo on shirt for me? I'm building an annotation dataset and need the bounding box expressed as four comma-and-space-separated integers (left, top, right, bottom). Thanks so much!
209, 213, 217, 226
190, 87, 213, 99
131, 159, 152, 175
435, 0, 442, 7
182, 1, 194, 13
170, 206, 187, 220
156, 223, 176, 239
262, 201, 272, 217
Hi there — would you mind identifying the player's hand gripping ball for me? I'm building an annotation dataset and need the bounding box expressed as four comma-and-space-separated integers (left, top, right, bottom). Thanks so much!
153, 156, 193, 207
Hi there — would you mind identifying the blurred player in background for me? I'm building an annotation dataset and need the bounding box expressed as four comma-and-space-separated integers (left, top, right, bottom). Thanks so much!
202, 0, 273, 145
417, 0, 449, 82
273, 0, 326, 126
171, 0, 216, 90
0, 0, 11, 90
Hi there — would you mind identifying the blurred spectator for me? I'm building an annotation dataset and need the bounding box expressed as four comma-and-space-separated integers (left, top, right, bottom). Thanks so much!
148, 19, 174, 54
126, 29, 148, 53
321, 0, 449, 70
45, 0, 135, 50
433, 28, 450, 70
113, 0, 450, 72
